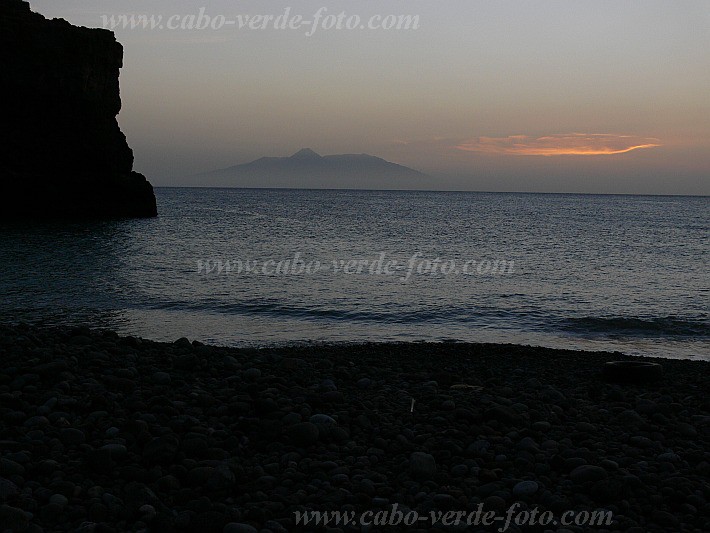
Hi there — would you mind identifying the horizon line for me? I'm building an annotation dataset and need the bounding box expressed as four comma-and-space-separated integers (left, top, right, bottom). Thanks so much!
151, 186, 709, 198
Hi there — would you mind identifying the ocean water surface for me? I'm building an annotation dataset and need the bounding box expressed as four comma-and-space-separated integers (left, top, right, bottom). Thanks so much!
1, 188, 707, 359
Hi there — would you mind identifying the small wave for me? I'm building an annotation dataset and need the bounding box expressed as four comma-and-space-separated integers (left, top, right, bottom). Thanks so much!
151, 299, 454, 323
143, 298, 535, 325
563, 316, 709, 337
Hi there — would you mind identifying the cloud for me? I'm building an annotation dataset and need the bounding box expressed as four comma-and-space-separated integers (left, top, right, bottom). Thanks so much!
455, 133, 661, 156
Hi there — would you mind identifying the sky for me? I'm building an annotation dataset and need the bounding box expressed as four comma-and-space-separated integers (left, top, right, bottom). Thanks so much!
33, 0, 710, 194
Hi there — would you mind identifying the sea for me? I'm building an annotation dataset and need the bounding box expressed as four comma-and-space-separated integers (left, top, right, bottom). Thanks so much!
1, 188, 707, 360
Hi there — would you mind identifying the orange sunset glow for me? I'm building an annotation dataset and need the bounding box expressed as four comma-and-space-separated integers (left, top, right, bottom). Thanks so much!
456, 134, 662, 157
27, 0, 708, 194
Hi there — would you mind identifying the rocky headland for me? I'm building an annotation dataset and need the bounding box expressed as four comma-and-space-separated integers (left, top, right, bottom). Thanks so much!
0, 0, 156, 219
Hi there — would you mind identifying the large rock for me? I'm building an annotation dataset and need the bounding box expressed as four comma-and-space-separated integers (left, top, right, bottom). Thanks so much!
409, 452, 437, 479
570, 464, 608, 484
0, 0, 157, 219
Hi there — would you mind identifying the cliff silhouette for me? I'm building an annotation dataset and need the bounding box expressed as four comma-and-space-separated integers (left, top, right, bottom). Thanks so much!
0, 0, 157, 218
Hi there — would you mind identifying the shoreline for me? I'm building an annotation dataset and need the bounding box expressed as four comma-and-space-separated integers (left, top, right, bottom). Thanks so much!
1, 324, 708, 531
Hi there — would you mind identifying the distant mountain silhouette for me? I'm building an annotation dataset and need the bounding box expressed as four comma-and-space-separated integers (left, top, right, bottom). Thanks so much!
289, 148, 322, 160
192, 149, 430, 189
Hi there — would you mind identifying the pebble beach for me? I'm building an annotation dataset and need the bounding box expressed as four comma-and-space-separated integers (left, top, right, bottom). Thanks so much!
0, 324, 708, 532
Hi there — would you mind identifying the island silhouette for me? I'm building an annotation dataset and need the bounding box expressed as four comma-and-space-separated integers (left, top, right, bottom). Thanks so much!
192, 148, 431, 189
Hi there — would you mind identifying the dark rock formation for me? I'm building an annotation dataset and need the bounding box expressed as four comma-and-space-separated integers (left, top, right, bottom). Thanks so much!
0, 0, 157, 218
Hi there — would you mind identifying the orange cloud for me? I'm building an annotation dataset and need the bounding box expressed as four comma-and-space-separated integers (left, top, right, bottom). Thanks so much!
456, 133, 661, 156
